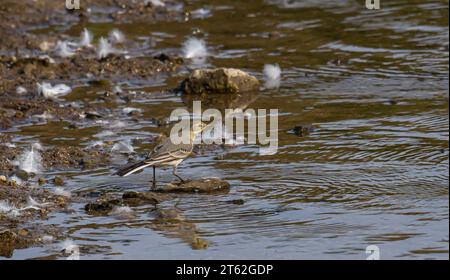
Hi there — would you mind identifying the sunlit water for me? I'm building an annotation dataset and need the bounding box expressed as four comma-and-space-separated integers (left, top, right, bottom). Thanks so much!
4, 0, 449, 259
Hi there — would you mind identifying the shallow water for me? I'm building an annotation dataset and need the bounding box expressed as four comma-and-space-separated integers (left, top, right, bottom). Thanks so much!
4, 0, 449, 259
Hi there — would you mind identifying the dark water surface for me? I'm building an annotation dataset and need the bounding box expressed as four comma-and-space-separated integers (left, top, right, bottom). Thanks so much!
6, 0, 449, 259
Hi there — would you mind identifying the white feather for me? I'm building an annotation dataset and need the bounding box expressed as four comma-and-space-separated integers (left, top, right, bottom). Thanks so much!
109, 29, 125, 44
111, 140, 134, 154
0, 200, 22, 218
79, 28, 93, 47
61, 239, 79, 258
145, 0, 165, 7
109, 206, 134, 218
54, 41, 76, 57
27, 196, 51, 208
94, 130, 114, 138
191, 8, 211, 18
263, 64, 281, 80
54, 187, 71, 198
37, 82, 71, 99
113, 85, 123, 94
97, 37, 115, 59
263, 64, 281, 89
122, 107, 141, 114
39, 55, 55, 64
182, 37, 208, 59
111, 120, 127, 129
14, 144, 43, 174
32, 111, 53, 120
16, 86, 27, 95
0, 200, 15, 214
42, 235, 54, 243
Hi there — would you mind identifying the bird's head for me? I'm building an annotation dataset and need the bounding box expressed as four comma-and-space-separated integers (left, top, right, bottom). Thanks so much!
192, 121, 208, 135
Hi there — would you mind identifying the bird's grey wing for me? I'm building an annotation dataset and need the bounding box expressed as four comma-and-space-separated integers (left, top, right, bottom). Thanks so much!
168, 148, 193, 159
147, 138, 171, 158
143, 148, 191, 165
146, 138, 192, 161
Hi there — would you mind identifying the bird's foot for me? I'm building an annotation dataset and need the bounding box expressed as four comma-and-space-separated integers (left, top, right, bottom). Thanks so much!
178, 178, 193, 185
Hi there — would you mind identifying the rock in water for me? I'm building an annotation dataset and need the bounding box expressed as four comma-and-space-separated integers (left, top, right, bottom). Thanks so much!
181, 68, 260, 94
122, 191, 169, 206
159, 178, 230, 193
0, 230, 16, 258
53, 176, 65, 186
289, 124, 315, 137
84, 199, 120, 213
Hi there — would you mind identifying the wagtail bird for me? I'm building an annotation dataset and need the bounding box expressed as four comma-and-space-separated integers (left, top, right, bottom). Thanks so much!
115, 122, 207, 189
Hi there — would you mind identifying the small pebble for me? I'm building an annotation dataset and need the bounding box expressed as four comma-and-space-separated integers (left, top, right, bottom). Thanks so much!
289, 125, 315, 137
18, 229, 29, 237
226, 199, 245, 205
54, 176, 64, 186
389, 100, 398, 105
38, 177, 46, 185
14, 170, 29, 181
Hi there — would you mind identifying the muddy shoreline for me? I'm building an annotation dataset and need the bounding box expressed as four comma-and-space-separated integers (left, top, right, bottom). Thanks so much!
1, 0, 239, 257
0, 0, 190, 257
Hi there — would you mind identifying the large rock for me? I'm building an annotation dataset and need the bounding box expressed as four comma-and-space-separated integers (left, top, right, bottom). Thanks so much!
159, 178, 230, 193
181, 68, 260, 94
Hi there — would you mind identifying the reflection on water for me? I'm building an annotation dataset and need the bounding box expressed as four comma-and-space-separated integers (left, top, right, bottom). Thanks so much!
4, 0, 449, 259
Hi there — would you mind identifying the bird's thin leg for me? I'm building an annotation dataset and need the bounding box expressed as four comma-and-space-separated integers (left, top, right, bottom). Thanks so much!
172, 166, 185, 183
152, 166, 156, 190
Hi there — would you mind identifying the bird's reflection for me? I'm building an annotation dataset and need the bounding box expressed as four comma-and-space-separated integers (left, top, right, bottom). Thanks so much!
149, 206, 209, 250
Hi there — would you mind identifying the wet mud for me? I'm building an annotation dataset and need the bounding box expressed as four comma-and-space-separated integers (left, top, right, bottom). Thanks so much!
0, 0, 192, 257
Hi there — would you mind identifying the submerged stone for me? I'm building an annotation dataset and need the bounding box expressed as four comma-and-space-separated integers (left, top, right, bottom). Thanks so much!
191, 237, 209, 250
122, 191, 169, 206
288, 124, 315, 137
53, 176, 64, 186
84, 111, 103, 119
84, 199, 120, 213
159, 178, 230, 194
181, 68, 260, 95
14, 170, 29, 181
38, 177, 46, 185
226, 199, 245, 205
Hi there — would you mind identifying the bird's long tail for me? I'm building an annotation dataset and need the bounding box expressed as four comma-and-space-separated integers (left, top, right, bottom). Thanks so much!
115, 160, 153, 177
